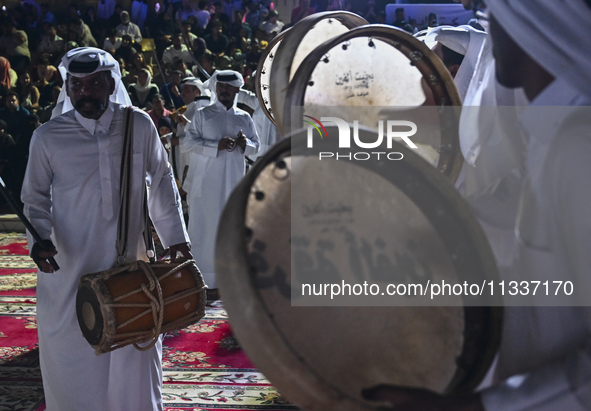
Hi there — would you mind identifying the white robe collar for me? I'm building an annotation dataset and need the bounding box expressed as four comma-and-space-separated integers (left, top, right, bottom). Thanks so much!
74, 102, 116, 135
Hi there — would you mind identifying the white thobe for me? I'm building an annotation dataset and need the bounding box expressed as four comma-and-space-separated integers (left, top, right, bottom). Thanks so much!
237, 89, 280, 161
181, 100, 259, 288
480, 79, 591, 410
162, 44, 194, 67
457, 34, 529, 269
116, 22, 143, 42
21, 103, 189, 411
169, 96, 211, 189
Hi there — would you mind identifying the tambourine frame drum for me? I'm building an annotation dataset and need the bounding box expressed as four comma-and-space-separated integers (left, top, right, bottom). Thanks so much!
216, 134, 502, 411
269, 11, 368, 134
285, 24, 464, 182
76, 259, 206, 354
255, 29, 289, 126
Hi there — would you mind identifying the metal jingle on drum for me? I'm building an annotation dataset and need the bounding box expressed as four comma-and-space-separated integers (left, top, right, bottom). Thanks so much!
284, 24, 463, 182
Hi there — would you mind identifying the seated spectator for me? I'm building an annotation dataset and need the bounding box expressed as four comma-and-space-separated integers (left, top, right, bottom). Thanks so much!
38, 23, 65, 66
148, 93, 173, 127
0, 92, 30, 142
159, 70, 184, 109
244, 0, 268, 31
204, 21, 228, 56
259, 10, 283, 39
128, 51, 153, 84
103, 27, 122, 53
70, 17, 97, 47
195, 1, 210, 31
39, 2, 57, 26
117, 57, 130, 88
116, 10, 142, 42
181, 20, 198, 47
0, 119, 17, 202
97, 0, 116, 22
163, 32, 194, 70
131, 0, 148, 34
192, 50, 215, 81
114, 34, 137, 65
82, 6, 100, 40
291, 0, 315, 25
13, 71, 40, 112
155, 8, 175, 60
174, 59, 193, 77
37, 85, 61, 123
108, 4, 124, 28
0, 22, 31, 72
211, 2, 230, 34
0, 57, 13, 105
176, 0, 196, 26
129, 68, 159, 109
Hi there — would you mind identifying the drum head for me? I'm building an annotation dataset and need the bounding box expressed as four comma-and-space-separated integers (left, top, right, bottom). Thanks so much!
285, 25, 463, 181
255, 30, 289, 126
216, 129, 501, 410
269, 12, 368, 134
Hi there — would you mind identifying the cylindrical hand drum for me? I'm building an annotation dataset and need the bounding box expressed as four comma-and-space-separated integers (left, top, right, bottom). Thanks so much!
255, 29, 288, 126
76, 259, 206, 354
216, 130, 502, 411
284, 25, 463, 182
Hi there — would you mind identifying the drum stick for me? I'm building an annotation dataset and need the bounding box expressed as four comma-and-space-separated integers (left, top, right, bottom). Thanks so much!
0, 177, 60, 272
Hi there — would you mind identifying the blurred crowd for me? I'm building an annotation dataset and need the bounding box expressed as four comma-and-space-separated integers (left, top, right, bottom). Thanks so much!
0, 0, 446, 211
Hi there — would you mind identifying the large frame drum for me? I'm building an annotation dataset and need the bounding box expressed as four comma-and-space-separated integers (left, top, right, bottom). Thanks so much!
216, 131, 502, 411
269, 11, 368, 134
284, 25, 463, 181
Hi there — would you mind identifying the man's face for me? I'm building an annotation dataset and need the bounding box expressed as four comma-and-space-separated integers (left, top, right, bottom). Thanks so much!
66, 71, 115, 120
152, 97, 164, 110
171, 73, 182, 86
453, 0, 473, 10
181, 84, 200, 105
6, 95, 18, 111
396, 10, 405, 20
121, 13, 130, 24
489, 15, 524, 89
45, 25, 56, 37
216, 82, 239, 108
173, 35, 182, 48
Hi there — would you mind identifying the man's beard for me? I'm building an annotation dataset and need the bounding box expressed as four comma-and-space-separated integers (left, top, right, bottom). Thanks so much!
75, 97, 105, 112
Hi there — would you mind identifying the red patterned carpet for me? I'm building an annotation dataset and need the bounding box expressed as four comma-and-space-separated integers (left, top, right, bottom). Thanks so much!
0, 232, 297, 411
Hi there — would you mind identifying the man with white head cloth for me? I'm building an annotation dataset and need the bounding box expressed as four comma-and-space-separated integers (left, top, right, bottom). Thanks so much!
21, 47, 192, 411
363, 1, 591, 410
181, 70, 259, 296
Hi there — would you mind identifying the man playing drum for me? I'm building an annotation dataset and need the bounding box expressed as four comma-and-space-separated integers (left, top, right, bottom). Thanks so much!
365, 0, 591, 410
21, 47, 192, 411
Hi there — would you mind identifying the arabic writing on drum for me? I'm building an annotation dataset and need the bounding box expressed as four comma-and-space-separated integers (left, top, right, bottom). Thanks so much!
334, 70, 374, 99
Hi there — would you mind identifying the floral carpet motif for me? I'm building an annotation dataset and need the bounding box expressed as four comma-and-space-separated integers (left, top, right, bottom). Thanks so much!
0, 232, 297, 411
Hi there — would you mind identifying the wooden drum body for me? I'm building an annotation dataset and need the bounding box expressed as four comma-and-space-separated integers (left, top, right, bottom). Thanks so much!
76, 259, 206, 354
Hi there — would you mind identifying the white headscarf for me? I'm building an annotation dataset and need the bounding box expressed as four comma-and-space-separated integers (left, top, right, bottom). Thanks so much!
486, 0, 591, 99
52, 47, 132, 118
181, 76, 207, 96
424, 25, 487, 101
203, 70, 244, 105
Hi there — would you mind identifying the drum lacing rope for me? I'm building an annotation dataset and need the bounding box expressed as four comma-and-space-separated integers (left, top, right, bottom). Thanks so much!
99, 260, 206, 352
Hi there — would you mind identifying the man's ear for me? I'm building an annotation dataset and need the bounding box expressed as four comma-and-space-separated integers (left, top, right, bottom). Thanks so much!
109, 75, 116, 95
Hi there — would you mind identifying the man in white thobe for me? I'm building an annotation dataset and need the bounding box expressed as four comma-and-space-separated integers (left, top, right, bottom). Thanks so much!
362, 1, 591, 410
181, 70, 259, 294
21, 48, 192, 411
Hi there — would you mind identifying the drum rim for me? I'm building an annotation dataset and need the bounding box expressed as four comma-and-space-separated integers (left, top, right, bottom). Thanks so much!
255, 29, 289, 126
216, 133, 502, 410
269, 11, 369, 135
284, 24, 464, 182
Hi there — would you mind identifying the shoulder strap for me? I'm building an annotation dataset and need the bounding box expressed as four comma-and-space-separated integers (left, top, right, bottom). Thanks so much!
116, 107, 156, 266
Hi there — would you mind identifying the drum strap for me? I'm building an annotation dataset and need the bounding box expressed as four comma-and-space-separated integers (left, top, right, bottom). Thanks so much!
116, 107, 156, 267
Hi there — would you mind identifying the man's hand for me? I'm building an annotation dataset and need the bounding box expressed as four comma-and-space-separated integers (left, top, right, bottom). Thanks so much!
235, 130, 247, 152
31, 239, 58, 273
361, 385, 485, 411
218, 137, 236, 151
169, 242, 193, 262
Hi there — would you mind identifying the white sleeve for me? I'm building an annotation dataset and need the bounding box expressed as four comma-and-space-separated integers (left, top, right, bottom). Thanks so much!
180, 109, 219, 158
140, 112, 189, 248
482, 115, 591, 411
21, 131, 54, 244
242, 115, 260, 157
